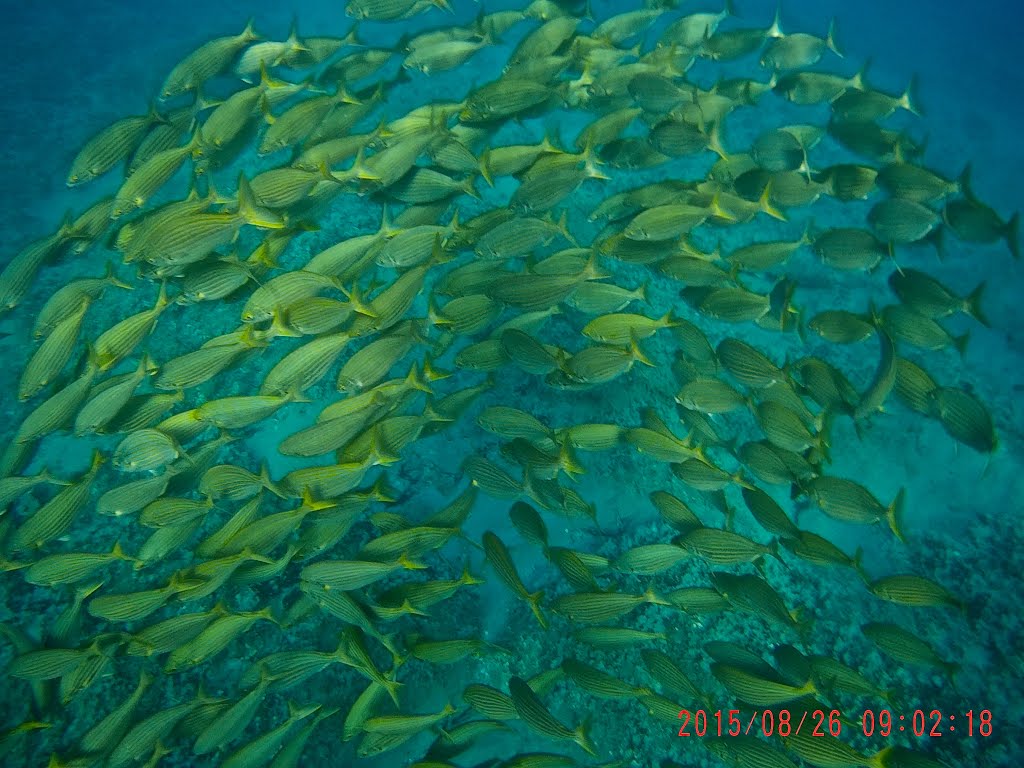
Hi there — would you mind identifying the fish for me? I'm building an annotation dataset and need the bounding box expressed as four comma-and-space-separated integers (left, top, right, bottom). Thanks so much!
19, 299, 90, 401
9, 451, 104, 552
803, 476, 905, 540
677, 527, 778, 566
552, 589, 665, 623
561, 657, 648, 699
347, 0, 450, 22
727, 228, 809, 270
812, 226, 887, 271
761, 18, 841, 70
193, 668, 277, 754
868, 198, 941, 244
879, 304, 969, 356
300, 556, 424, 591
112, 429, 181, 473
717, 337, 786, 388
197, 394, 293, 430
235, 22, 309, 80
862, 622, 958, 678
612, 543, 688, 575
781, 529, 865, 576
807, 309, 876, 343
0, 224, 75, 313
783, 729, 886, 768
711, 571, 805, 632
876, 161, 961, 203
164, 607, 276, 673
660, 3, 733, 48
853, 329, 897, 421
817, 162, 878, 201
93, 286, 170, 370
927, 386, 997, 453
891, 357, 938, 415
68, 108, 164, 186
562, 335, 654, 385
111, 131, 202, 218
24, 541, 134, 587
161, 19, 260, 98
868, 574, 964, 610
775, 67, 864, 105
508, 676, 596, 756
33, 264, 132, 339
483, 531, 546, 627
943, 188, 1020, 259
889, 268, 987, 325
711, 663, 817, 706
221, 702, 323, 768
741, 486, 800, 540
582, 311, 676, 345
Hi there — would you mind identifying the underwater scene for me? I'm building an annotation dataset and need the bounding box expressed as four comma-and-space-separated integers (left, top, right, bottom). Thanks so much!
0, 0, 1021, 766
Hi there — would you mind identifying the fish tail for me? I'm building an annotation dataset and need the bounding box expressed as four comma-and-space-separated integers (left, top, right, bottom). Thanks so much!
851, 57, 871, 91
1006, 211, 1019, 260
574, 717, 598, 757
527, 590, 548, 628
900, 74, 921, 116
241, 17, 259, 43
384, 676, 403, 707
768, 4, 783, 38
461, 175, 481, 200
758, 181, 786, 221
237, 173, 285, 229
886, 487, 906, 542
793, 608, 815, 644
706, 119, 728, 159
965, 281, 990, 327
104, 262, 134, 291
867, 745, 894, 768
478, 150, 494, 186
953, 330, 970, 359
943, 660, 961, 685
826, 17, 842, 57
852, 546, 869, 583
629, 334, 654, 367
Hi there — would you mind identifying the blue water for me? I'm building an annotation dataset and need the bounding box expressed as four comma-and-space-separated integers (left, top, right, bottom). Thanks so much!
0, 1, 1022, 767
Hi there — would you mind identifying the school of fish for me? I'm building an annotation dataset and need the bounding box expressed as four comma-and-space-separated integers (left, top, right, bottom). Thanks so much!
0, 0, 1013, 766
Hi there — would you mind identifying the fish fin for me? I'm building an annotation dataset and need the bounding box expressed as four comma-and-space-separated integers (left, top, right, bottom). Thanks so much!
965, 281, 989, 327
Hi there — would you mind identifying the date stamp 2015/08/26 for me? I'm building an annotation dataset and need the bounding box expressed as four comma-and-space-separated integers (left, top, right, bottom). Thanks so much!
676, 709, 994, 739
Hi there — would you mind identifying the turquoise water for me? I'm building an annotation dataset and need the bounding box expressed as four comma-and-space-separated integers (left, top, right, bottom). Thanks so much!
0, 1, 1021, 767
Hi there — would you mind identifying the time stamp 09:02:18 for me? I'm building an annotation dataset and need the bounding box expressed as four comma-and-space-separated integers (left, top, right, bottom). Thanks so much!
676, 708, 994, 739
